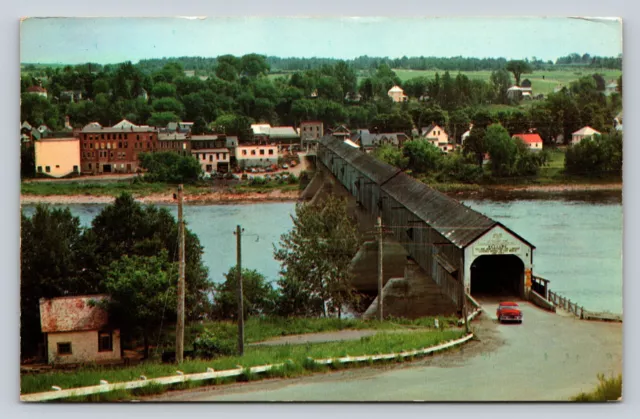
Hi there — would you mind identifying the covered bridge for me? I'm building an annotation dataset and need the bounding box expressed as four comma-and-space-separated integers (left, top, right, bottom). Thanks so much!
317, 136, 536, 310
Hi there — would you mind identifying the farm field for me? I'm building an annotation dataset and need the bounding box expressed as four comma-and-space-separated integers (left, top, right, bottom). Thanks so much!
269, 68, 621, 96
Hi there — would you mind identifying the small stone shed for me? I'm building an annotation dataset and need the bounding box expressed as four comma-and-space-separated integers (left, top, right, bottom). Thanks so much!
39, 295, 122, 365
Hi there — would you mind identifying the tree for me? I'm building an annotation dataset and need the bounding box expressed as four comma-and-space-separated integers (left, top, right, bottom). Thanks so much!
151, 82, 177, 98
403, 140, 444, 174
211, 114, 254, 141
565, 132, 622, 177
240, 54, 270, 78
152, 97, 184, 116
148, 111, 181, 127
373, 144, 409, 168
100, 252, 177, 358
20, 143, 35, 178
20, 206, 88, 358
484, 124, 518, 177
505, 60, 532, 86
370, 112, 413, 134
490, 69, 512, 104
274, 196, 360, 317
215, 62, 239, 82
212, 267, 277, 319
139, 152, 203, 183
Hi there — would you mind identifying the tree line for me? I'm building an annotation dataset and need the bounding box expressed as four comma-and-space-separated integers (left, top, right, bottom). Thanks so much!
21, 56, 621, 148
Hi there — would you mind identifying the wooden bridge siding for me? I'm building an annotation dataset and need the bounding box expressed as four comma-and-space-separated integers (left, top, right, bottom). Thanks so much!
318, 143, 462, 309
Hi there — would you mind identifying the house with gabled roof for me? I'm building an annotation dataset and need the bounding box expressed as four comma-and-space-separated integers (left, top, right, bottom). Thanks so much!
421, 123, 449, 145
512, 133, 544, 152
571, 126, 601, 145
39, 295, 121, 365
330, 125, 351, 141
388, 85, 408, 102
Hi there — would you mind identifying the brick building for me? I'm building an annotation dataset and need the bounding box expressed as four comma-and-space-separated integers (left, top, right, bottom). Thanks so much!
79, 119, 158, 174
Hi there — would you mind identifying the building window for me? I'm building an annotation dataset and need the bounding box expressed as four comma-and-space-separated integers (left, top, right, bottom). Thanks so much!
209, 155, 213, 162
37, 166, 42, 173
268, 150, 274, 155
137, 135, 140, 140
90, 143, 93, 149
57, 342, 72, 355
124, 134, 128, 140
45, 166, 51, 173
251, 150, 256, 156
216, 153, 220, 159
73, 165, 79, 173
101, 134, 104, 139
98, 331, 113, 352
260, 149, 265, 155
242, 150, 247, 156
55, 165, 60, 169
89, 163, 92, 169
406, 227, 414, 240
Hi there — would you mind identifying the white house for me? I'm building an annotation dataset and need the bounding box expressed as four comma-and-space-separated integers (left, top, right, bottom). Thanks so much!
571, 126, 601, 145
421, 124, 449, 145
236, 145, 279, 169
388, 85, 408, 103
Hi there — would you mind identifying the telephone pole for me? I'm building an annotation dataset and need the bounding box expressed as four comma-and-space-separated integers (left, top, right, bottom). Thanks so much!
175, 184, 186, 364
377, 217, 384, 321
235, 225, 245, 356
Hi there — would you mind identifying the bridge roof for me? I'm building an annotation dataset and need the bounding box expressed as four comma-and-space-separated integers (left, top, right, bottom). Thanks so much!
323, 136, 401, 184
381, 172, 498, 248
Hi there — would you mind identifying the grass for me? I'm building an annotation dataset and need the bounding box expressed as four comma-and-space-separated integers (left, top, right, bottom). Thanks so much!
571, 373, 622, 401
21, 327, 465, 399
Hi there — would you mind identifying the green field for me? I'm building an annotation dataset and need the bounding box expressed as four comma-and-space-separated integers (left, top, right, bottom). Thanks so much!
392, 69, 622, 95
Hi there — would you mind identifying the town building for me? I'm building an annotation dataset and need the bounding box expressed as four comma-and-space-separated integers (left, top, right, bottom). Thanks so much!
26, 85, 48, 98
507, 85, 533, 100
330, 125, 351, 141
192, 148, 231, 173
388, 85, 408, 102
158, 132, 190, 155
300, 121, 324, 152
353, 129, 409, 153
39, 295, 121, 365
34, 137, 80, 177
571, 126, 601, 145
236, 144, 279, 169
512, 133, 544, 152
421, 124, 449, 145
79, 119, 158, 174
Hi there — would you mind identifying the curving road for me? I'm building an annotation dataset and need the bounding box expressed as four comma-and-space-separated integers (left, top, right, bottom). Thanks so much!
148, 299, 622, 402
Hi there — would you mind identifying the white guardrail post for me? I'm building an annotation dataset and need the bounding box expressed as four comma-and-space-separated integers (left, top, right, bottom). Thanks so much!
21, 334, 474, 402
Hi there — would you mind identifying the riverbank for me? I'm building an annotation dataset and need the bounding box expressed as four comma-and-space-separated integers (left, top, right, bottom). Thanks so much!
20, 182, 622, 205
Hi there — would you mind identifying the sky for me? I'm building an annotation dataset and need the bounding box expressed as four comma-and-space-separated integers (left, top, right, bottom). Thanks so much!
20, 17, 623, 65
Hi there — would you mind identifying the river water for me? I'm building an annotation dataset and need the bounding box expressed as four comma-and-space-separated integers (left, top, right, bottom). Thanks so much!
21, 192, 623, 314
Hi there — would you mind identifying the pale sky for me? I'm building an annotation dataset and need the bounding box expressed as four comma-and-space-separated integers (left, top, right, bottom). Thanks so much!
20, 17, 623, 65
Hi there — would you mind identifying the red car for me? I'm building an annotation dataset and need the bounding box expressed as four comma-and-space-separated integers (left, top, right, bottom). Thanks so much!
496, 301, 523, 324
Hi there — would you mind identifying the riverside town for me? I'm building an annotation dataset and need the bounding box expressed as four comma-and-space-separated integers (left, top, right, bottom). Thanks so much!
19, 17, 622, 403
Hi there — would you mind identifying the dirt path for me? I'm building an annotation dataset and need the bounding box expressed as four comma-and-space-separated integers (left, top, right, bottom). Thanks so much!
148, 300, 622, 402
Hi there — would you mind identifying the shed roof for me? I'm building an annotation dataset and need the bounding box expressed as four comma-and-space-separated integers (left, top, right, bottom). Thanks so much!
40, 295, 110, 333
269, 126, 299, 139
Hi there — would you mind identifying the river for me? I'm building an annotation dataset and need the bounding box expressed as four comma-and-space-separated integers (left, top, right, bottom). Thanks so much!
21, 192, 623, 314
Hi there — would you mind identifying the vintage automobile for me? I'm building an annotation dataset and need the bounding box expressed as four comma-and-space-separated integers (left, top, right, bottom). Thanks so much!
496, 301, 523, 324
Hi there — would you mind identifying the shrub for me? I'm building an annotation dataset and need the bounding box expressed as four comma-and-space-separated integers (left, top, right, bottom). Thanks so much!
571, 373, 622, 402
193, 330, 236, 359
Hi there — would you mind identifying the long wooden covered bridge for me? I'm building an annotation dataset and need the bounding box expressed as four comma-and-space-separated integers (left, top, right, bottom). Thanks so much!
305, 136, 538, 317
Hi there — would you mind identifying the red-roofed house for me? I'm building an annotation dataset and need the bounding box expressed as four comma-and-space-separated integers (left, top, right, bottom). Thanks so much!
26, 85, 48, 98
512, 133, 544, 152
40, 295, 121, 365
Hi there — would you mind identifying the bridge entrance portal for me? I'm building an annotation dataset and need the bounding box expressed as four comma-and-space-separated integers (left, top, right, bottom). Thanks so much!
470, 255, 524, 298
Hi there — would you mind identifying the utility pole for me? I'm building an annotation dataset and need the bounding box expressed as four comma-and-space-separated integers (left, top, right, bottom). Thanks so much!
235, 225, 245, 356
175, 184, 186, 364
377, 217, 384, 321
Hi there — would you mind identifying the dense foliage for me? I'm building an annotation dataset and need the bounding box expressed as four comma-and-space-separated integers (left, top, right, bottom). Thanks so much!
212, 267, 278, 320
565, 132, 623, 177
274, 196, 360, 318
20, 194, 213, 359
138, 152, 203, 183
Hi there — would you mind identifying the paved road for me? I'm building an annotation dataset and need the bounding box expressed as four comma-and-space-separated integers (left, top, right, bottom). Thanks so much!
148, 299, 622, 402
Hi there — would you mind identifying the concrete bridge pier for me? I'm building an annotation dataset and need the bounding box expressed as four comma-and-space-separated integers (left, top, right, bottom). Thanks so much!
361, 259, 459, 320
